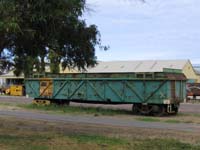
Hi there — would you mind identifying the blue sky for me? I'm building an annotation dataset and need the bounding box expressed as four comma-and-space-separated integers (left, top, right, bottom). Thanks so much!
84, 0, 200, 64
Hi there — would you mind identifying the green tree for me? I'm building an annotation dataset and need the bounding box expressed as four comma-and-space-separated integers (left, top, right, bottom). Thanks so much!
0, 0, 107, 76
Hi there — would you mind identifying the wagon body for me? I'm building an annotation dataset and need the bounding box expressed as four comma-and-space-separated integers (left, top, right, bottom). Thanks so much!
25, 71, 186, 115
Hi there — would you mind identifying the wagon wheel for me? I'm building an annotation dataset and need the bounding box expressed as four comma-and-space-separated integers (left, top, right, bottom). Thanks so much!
133, 104, 153, 115
173, 105, 179, 115
151, 105, 166, 117
132, 104, 140, 115
55, 100, 70, 106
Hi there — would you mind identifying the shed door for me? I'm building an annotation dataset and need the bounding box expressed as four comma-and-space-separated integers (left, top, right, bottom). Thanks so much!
40, 80, 53, 97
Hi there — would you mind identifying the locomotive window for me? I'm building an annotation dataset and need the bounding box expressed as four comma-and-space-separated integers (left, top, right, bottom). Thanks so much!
41, 82, 47, 87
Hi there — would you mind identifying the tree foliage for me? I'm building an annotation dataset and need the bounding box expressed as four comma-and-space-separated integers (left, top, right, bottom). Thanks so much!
0, 0, 107, 76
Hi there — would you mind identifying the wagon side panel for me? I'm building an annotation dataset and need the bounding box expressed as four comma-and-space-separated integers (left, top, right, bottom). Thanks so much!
25, 79, 40, 98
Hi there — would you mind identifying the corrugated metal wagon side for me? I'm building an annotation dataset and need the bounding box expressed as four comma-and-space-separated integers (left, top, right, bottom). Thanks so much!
25, 71, 186, 116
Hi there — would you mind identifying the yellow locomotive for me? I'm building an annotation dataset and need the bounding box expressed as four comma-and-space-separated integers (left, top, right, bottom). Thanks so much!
3, 85, 24, 96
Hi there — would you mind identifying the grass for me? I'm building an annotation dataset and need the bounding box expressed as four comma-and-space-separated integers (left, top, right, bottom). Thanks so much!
0, 112, 200, 150
164, 119, 181, 123
0, 102, 15, 106
66, 135, 200, 150
19, 103, 132, 116
135, 117, 160, 122
0, 134, 49, 150
0, 130, 127, 150
178, 113, 200, 117
132, 138, 200, 150
0, 132, 199, 150
136, 117, 197, 124
69, 134, 128, 145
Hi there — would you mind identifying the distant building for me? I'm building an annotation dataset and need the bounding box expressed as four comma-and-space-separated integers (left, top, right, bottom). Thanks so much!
87, 60, 200, 83
0, 66, 78, 86
0, 70, 24, 87
40, 64, 79, 74
1, 60, 200, 86
193, 65, 200, 76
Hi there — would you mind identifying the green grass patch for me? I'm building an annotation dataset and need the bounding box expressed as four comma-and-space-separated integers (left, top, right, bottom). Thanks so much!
164, 119, 181, 123
0, 134, 50, 150
0, 102, 15, 106
132, 138, 200, 150
0, 133, 199, 150
136, 117, 161, 122
193, 114, 200, 117
164, 119, 196, 124
178, 113, 200, 117
69, 134, 128, 145
19, 103, 132, 116
137, 117, 195, 124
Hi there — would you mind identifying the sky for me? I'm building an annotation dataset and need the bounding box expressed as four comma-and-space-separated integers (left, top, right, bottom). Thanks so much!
84, 0, 200, 64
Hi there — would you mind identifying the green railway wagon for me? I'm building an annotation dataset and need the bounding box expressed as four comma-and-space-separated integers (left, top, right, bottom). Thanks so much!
25, 70, 186, 116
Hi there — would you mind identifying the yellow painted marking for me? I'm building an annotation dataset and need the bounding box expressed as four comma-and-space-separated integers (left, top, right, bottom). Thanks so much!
32, 100, 51, 105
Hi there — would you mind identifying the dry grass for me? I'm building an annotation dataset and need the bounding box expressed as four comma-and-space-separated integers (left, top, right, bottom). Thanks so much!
0, 101, 200, 149
0, 116, 200, 145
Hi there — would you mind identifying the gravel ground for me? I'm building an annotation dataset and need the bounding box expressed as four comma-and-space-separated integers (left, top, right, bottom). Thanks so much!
0, 109, 200, 132
0, 95, 32, 104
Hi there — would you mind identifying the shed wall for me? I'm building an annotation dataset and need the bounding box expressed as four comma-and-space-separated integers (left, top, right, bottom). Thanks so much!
183, 62, 200, 83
